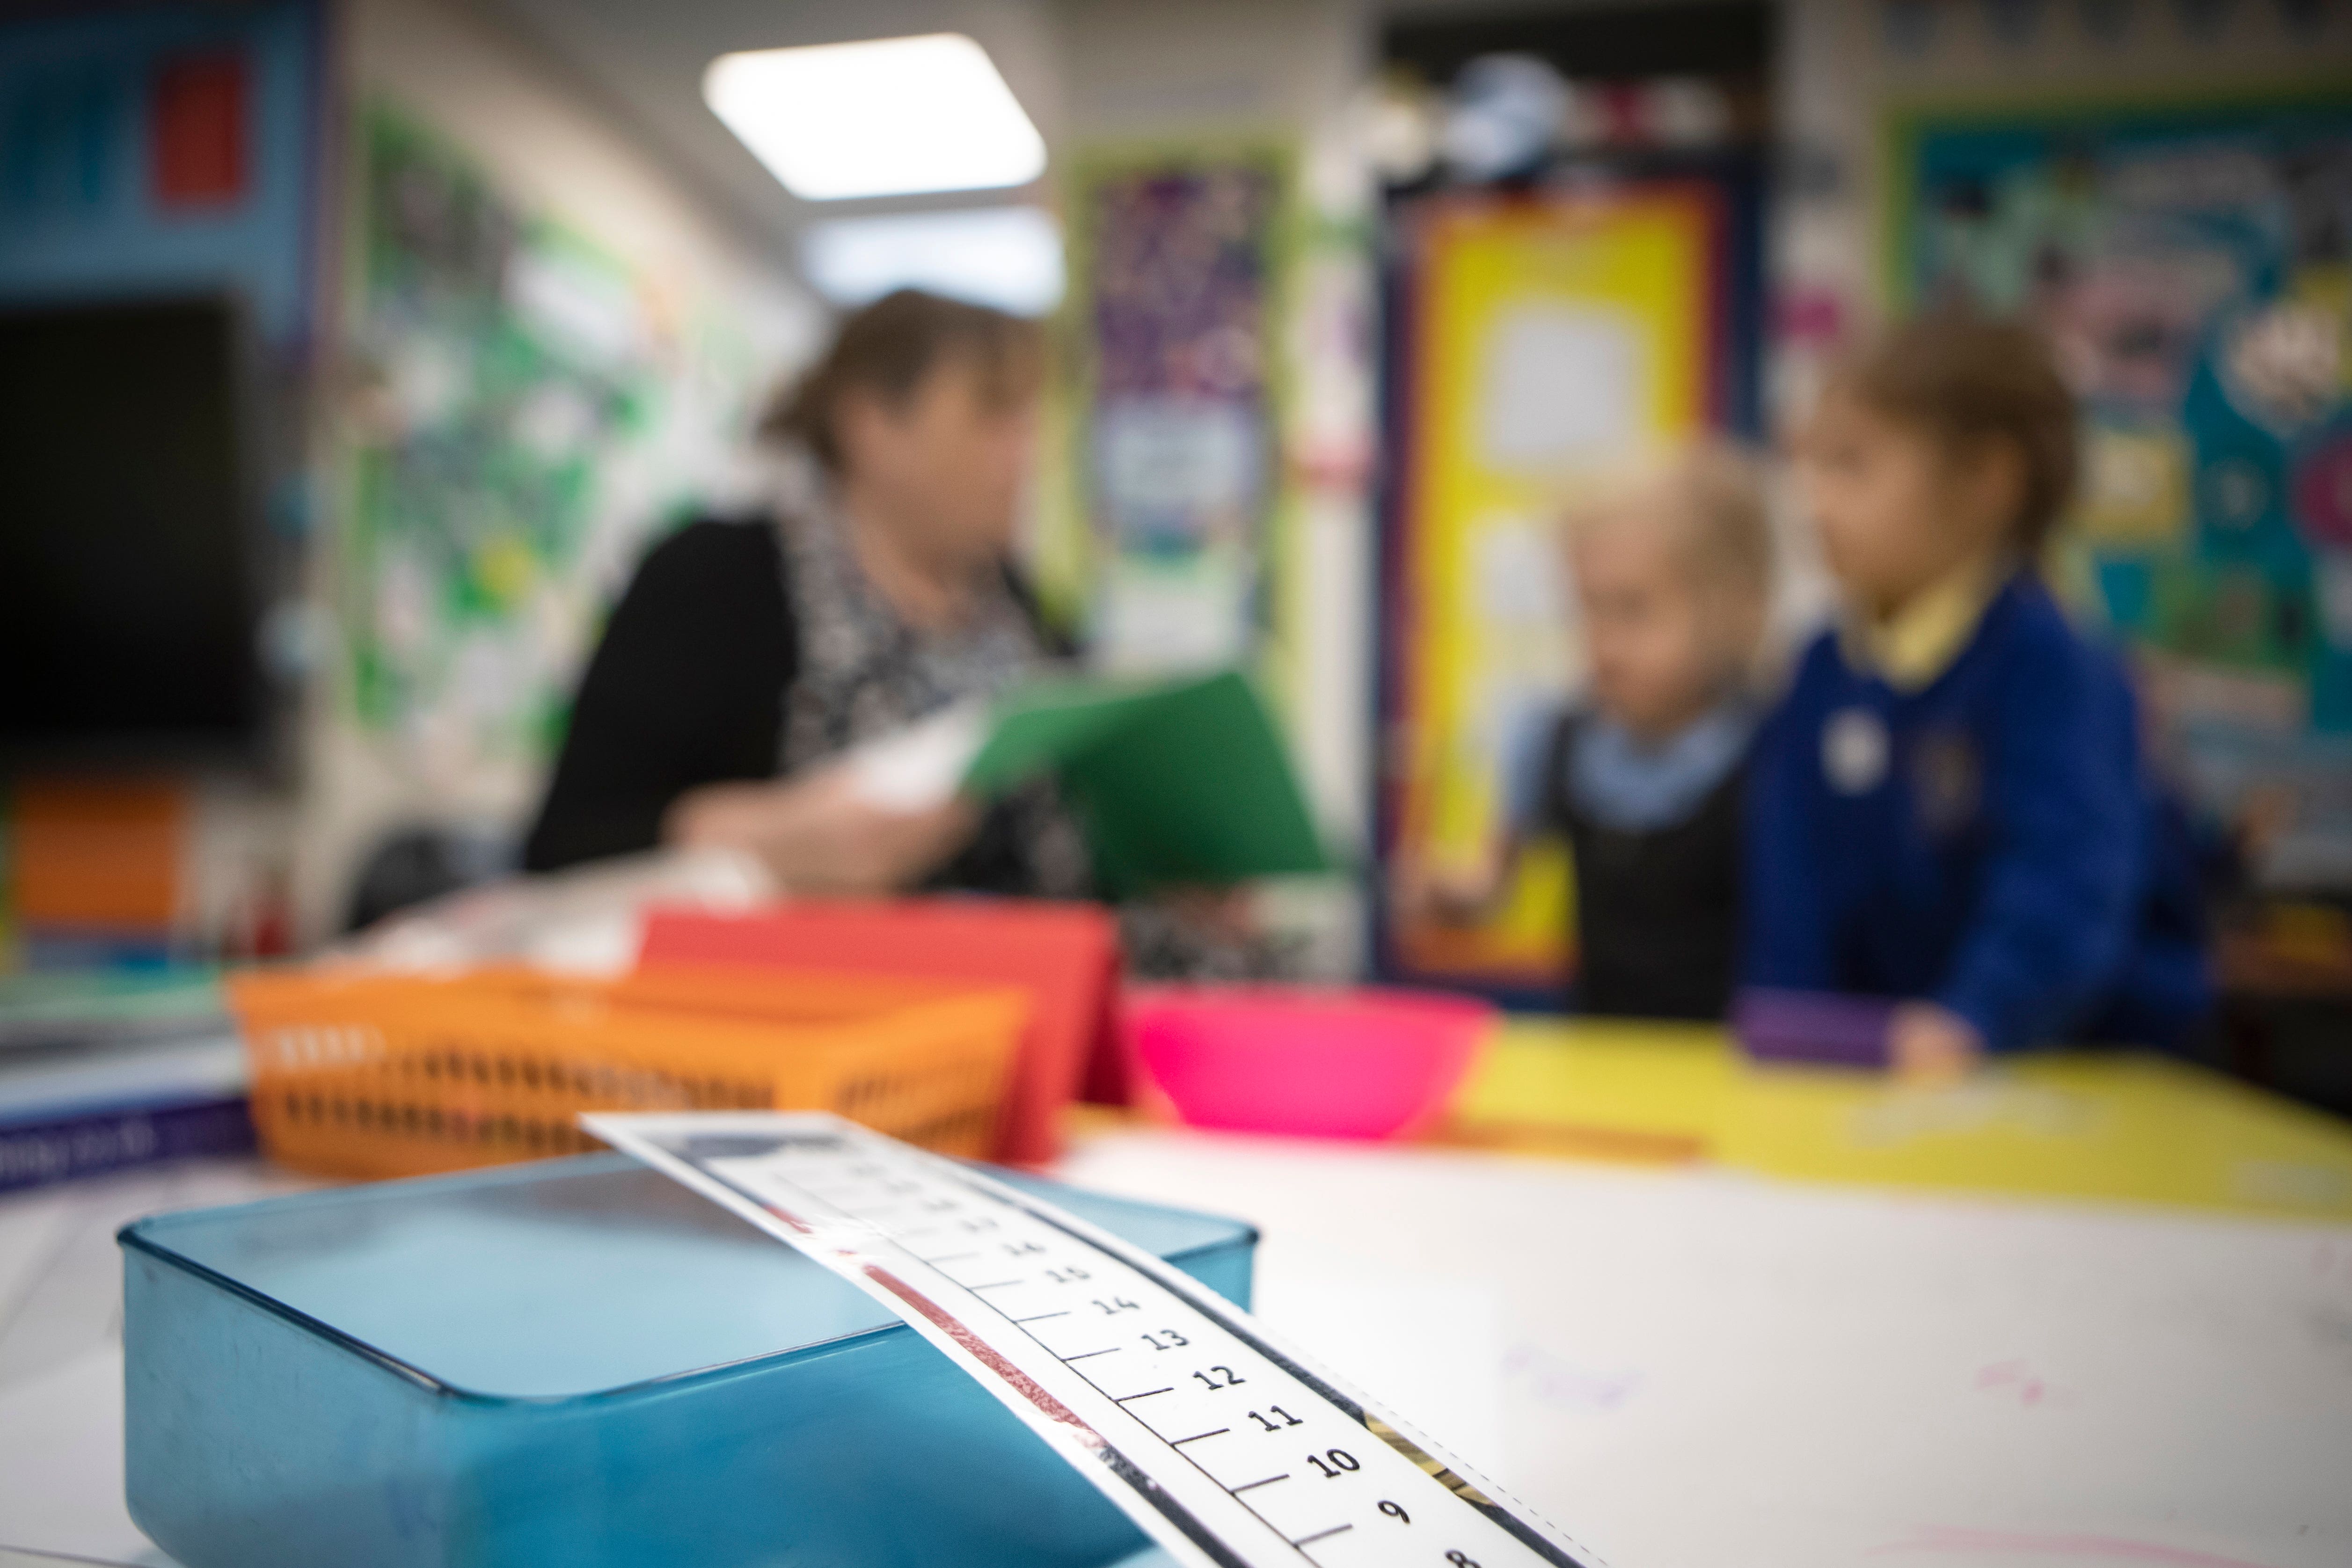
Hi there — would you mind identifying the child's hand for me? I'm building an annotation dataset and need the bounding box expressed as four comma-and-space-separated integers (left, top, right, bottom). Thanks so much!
1887, 1002, 1984, 1083
1389, 855, 1504, 927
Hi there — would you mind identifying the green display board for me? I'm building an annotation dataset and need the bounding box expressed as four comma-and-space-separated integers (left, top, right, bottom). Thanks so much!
342, 109, 760, 789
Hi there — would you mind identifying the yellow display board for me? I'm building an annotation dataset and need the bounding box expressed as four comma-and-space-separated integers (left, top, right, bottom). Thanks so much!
1387, 186, 1727, 991
1447, 1018, 2352, 1222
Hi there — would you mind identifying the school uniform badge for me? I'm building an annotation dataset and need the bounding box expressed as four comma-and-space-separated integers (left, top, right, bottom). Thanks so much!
1910, 729, 1982, 836
1822, 706, 1889, 795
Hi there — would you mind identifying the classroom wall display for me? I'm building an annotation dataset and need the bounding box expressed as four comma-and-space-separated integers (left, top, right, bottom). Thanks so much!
1379, 183, 1734, 995
0, 2, 323, 957
340, 108, 765, 799
1891, 88, 2352, 885
1058, 148, 1293, 675
0, 0, 322, 350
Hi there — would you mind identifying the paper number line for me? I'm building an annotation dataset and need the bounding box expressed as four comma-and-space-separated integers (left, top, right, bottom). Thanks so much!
859, 1257, 1259, 1568
980, 1154, 1595, 1568
587, 1114, 1604, 1568
672, 1155, 1282, 1567
732, 1162, 1347, 1561
727, 1144, 1559, 1566
639, 1123, 1592, 1568
673, 1153, 1263, 1568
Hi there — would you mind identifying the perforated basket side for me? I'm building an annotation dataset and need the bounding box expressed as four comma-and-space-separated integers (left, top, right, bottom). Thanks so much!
808, 991, 1030, 1157
231, 972, 1029, 1179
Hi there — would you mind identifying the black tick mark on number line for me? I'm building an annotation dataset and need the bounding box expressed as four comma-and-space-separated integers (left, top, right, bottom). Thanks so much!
1013, 1311, 1071, 1323
1230, 1474, 1289, 1494
920, 1251, 980, 1264
965, 1280, 1024, 1291
1291, 1524, 1353, 1547
1061, 1347, 1122, 1362
1170, 1429, 1230, 1446
1114, 1387, 1173, 1402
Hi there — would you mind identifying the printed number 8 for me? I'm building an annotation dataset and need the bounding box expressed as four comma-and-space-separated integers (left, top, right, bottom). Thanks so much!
1445, 1553, 1481, 1567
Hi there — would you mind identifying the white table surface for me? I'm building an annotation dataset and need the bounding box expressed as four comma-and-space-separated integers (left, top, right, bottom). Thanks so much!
3, 1132, 2348, 1568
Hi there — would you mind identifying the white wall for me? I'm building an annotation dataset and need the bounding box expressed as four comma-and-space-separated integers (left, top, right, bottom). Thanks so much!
291, 0, 817, 940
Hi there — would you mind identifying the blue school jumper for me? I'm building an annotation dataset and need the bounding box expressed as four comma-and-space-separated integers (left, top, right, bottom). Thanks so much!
1743, 575, 2211, 1051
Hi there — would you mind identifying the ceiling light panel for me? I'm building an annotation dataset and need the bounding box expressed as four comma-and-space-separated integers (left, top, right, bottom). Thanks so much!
703, 34, 1047, 203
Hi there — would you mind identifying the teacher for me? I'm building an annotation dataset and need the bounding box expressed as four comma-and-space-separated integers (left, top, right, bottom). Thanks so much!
522, 289, 1088, 898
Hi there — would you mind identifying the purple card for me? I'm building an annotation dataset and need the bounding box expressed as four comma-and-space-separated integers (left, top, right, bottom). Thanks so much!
1732, 988, 1895, 1066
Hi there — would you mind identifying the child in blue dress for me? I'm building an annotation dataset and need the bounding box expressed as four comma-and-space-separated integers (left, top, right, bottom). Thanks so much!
1746, 313, 2212, 1079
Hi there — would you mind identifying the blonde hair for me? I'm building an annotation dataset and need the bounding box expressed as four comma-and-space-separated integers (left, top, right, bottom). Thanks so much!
1561, 439, 1775, 632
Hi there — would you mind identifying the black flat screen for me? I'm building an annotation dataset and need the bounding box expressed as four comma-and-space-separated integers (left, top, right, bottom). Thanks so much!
0, 295, 262, 758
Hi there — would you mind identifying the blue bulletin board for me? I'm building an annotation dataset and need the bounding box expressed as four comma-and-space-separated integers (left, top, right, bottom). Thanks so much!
1893, 90, 2352, 728
0, 1, 323, 351
1892, 88, 2352, 884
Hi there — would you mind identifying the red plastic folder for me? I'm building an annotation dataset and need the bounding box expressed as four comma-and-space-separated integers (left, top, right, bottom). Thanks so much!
637, 900, 1125, 1165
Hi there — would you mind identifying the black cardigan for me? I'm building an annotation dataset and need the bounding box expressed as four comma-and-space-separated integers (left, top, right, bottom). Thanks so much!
522, 517, 1062, 881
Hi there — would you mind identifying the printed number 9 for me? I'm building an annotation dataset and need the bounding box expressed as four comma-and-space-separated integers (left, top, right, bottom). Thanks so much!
1445, 1553, 1481, 1567
1378, 1500, 1410, 1524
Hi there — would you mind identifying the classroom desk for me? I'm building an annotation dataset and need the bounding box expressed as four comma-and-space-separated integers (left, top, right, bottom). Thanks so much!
1446, 1017, 2352, 1222
3, 1041, 2349, 1567
0, 1160, 315, 1566
1059, 1124, 2352, 1568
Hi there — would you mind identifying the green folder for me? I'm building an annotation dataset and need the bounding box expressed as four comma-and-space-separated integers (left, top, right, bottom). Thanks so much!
962, 669, 1331, 892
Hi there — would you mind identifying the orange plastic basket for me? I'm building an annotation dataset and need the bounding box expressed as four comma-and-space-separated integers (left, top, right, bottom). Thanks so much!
227, 964, 1030, 1181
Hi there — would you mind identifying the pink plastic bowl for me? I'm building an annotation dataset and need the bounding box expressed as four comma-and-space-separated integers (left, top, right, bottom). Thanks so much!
1125, 985, 1496, 1141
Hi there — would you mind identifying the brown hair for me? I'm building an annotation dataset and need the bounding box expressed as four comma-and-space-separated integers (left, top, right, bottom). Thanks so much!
760, 289, 1045, 472
1828, 311, 2079, 551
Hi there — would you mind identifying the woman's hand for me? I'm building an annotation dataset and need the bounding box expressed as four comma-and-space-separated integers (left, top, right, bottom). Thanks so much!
1887, 1001, 1984, 1083
665, 766, 980, 895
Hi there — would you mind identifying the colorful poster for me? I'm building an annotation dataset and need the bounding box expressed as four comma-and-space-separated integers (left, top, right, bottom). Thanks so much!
342, 109, 761, 799
1065, 151, 1289, 673
1893, 90, 2352, 882
1381, 185, 1728, 992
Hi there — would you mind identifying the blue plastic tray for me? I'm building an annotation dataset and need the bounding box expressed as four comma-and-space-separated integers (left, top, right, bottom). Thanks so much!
120, 1152, 1254, 1567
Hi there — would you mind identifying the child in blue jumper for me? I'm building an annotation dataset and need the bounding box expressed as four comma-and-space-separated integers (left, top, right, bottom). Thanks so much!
1746, 314, 2212, 1079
